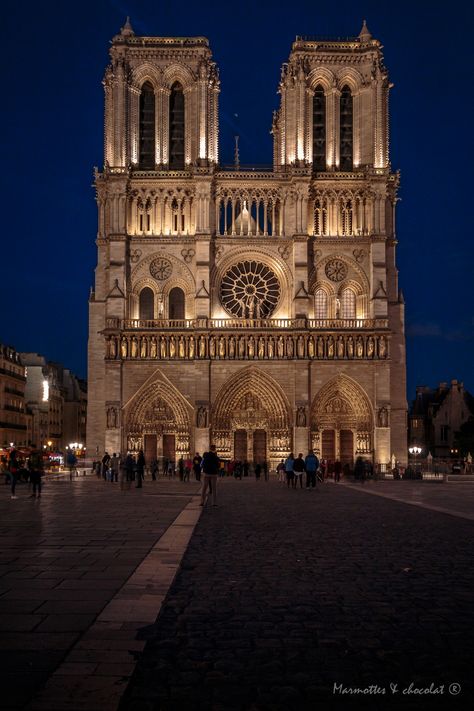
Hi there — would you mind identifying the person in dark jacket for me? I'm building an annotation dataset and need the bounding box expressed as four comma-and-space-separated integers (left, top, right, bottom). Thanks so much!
200, 445, 220, 507
28, 449, 44, 498
136, 450, 145, 488
305, 450, 319, 489
293, 453, 306, 488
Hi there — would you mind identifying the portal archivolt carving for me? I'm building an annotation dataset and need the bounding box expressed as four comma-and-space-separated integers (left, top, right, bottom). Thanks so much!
124, 377, 191, 455
212, 367, 292, 461
311, 375, 373, 455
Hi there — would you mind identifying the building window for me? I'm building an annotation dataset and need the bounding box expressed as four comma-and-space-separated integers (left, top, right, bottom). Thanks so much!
139, 82, 155, 169
315, 289, 327, 319
340, 86, 353, 171
169, 287, 185, 319
341, 288, 356, 319
169, 82, 185, 169
314, 198, 328, 236
341, 198, 353, 235
312, 86, 326, 171
139, 287, 154, 320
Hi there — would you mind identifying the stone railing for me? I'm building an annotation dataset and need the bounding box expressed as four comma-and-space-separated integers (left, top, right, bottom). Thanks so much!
105, 317, 388, 331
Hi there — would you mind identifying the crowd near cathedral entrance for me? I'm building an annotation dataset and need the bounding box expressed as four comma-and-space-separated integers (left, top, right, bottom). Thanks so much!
87, 19, 407, 469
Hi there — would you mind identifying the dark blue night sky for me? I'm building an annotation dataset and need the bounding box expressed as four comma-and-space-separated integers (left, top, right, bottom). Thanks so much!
2, 0, 473, 399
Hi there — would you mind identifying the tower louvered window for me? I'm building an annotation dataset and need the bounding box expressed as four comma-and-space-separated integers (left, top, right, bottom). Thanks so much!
169, 83, 185, 169
314, 199, 328, 236
312, 86, 326, 171
340, 86, 353, 171
139, 82, 155, 169
341, 199, 353, 235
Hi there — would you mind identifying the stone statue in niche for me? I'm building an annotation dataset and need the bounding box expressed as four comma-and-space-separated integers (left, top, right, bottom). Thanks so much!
106, 407, 118, 429
327, 336, 334, 358
367, 337, 375, 358
297, 336, 305, 358
229, 336, 236, 358
356, 337, 364, 358
296, 407, 306, 427
199, 336, 206, 358
131, 337, 138, 358
197, 407, 208, 428
277, 336, 284, 358
258, 337, 265, 359
317, 337, 324, 359
150, 337, 157, 359
267, 337, 274, 359
218, 337, 226, 358
378, 407, 389, 428
286, 337, 294, 357
179, 336, 185, 358
238, 337, 245, 358
120, 338, 128, 358
308, 337, 315, 358
347, 337, 354, 358
337, 336, 345, 359
160, 336, 167, 359
209, 337, 216, 358
379, 336, 387, 358
248, 336, 255, 358
109, 338, 117, 359
140, 337, 147, 359
169, 336, 176, 358
188, 336, 195, 359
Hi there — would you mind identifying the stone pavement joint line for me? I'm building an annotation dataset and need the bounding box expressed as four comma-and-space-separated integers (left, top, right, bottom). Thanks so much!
28, 495, 202, 711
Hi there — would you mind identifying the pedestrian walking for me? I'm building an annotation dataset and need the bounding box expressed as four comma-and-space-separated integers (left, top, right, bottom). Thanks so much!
263, 461, 269, 482
243, 460, 249, 477
277, 459, 285, 483
293, 453, 305, 488
178, 457, 184, 481
66, 450, 78, 480
8, 448, 20, 499
125, 452, 135, 483
354, 456, 365, 483
255, 462, 261, 480
151, 458, 158, 480
193, 453, 202, 482
136, 450, 145, 488
284, 453, 295, 488
305, 449, 319, 489
110, 453, 119, 482
101, 452, 111, 480
28, 448, 44, 498
334, 459, 342, 483
200, 444, 220, 507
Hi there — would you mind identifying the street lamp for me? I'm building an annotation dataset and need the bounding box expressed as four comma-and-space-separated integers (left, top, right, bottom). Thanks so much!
409, 445, 422, 476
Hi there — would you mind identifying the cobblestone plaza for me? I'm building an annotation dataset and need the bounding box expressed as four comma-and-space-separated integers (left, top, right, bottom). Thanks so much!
1, 475, 474, 709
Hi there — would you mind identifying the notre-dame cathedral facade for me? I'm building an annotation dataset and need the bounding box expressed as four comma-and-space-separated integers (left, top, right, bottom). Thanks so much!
87, 19, 407, 469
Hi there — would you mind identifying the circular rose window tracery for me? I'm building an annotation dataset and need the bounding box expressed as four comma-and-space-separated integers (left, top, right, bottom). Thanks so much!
220, 260, 281, 318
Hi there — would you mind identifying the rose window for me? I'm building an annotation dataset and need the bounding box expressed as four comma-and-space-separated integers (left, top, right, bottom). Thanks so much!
325, 259, 348, 282
220, 261, 281, 318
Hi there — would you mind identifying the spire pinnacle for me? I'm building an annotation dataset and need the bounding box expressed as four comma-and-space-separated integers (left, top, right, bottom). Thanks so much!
358, 19, 372, 42
121, 16, 135, 37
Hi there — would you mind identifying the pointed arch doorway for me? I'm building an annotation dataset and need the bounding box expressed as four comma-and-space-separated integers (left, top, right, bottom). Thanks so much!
123, 375, 191, 463
311, 375, 373, 465
213, 367, 291, 467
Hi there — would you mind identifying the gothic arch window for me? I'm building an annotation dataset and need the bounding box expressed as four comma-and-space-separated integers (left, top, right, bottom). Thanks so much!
341, 287, 356, 319
341, 198, 353, 235
169, 82, 185, 169
313, 86, 326, 171
169, 287, 185, 319
314, 198, 328, 236
139, 287, 154, 320
315, 289, 328, 319
340, 86, 353, 171
139, 82, 155, 169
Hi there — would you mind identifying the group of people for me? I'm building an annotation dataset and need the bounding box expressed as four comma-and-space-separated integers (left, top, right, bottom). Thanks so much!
277, 451, 322, 489
1, 448, 44, 499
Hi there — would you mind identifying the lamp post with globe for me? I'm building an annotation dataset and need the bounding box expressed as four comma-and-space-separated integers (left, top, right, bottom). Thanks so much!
409, 445, 422, 478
